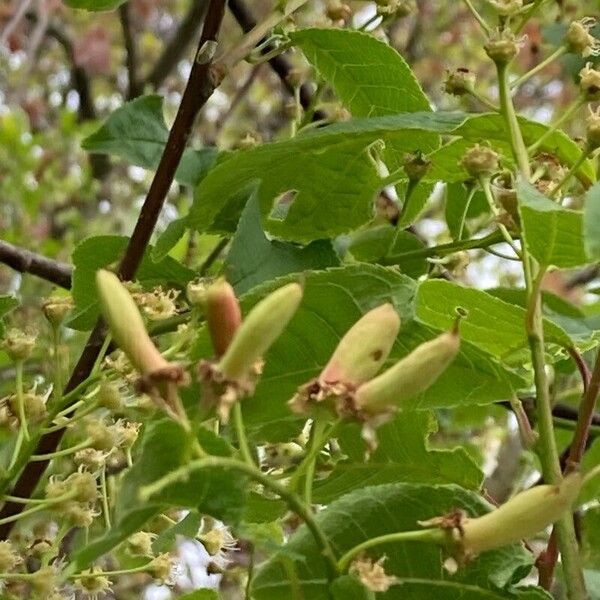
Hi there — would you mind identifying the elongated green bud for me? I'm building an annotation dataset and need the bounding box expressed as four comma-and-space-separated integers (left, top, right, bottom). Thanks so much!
461, 473, 582, 555
354, 327, 460, 414
218, 283, 303, 381
96, 270, 170, 376
320, 304, 400, 387
205, 278, 242, 357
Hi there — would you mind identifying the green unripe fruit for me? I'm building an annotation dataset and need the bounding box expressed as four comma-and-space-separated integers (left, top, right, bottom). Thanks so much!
96, 270, 169, 376
320, 304, 401, 387
461, 473, 581, 555
218, 283, 303, 381
354, 328, 460, 414
461, 144, 500, 178
2, 328, 36, 362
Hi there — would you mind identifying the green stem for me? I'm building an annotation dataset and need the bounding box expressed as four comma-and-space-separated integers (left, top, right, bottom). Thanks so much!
511, 46, 567, 89
3, 494, 54, 505
232, 402, 255, 466
468, 90, 498, 111
140, 456, 339, 577
29, 437, 92, 461
515, 0, 550, 34
457, 186, 476, 240
462, 0, 491, 34
15, 360, 29, 441
44, 398, 100, 433
382, 230, 515, 264
100, 466, 111, 529
298, 83, 325, 129
479, 177, 522, 257
0, 490, 75, 525
497, 45, 587, 595
549, 148, 592, 200
216, 0, 311, 70
524, 258, 587, 599
72, 562, 153, 578
51, 326, 63, 402
496, 62, 531, 178
528, 98, 584, 155
337, 528, 447, 572
288, 420, 333, 495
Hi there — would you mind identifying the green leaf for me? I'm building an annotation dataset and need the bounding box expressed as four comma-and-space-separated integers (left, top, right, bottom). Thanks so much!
313, 411, 482, 504
489, 288, 600, 346
64, 0, 126, 10
243, 493, 287, 524
72, 504, 159, 571
0, 296, 18, 318
68, 235, 194, 330
344, 226, 428, 278
290, 29, 439, 227
190, 110, 590, 243
415, 279, 572, 359
517, 181, 588, 268
225, 193, 340, 294
121, 421, 246, 524
584, 182, 600, 260
82, 95, 217, 187
192, 266, 524, 441
0, 295, 19, 338
290, 28, 437, 163
445, 183, 487, 240
152, 512, 202, 554
290, 29, 431, 118
189, 112, 467, 243
331, 575, 375, 599
251, 483, 535, 600
151, 217, 189, 262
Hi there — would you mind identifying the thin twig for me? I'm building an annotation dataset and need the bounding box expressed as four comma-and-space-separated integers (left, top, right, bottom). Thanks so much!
565, 351, 600, 473
145, 1, 209, 89
119, 2, 140, 99
0, 0, 228, 539
0, 239, 72, 289
24, 12, 96, 122
0, 0, 35, 47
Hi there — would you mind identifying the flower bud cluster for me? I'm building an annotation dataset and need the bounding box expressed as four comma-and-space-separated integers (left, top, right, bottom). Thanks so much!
1, 328, 37, 361
375, 0, 416, 17
485, 28, 524, 64
565, 18, 600, 58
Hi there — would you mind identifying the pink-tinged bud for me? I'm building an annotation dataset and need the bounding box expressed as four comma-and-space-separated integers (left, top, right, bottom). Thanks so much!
354, 327, 460, 414
205, 279, 242, 357
460, 473, 581, 556
96, 270, 170, 376
218, 283, 303, 381
320, 304, 400, 387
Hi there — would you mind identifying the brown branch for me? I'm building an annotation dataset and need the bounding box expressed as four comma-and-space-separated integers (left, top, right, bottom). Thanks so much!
0, 240, 72, 289
0, 0, 228, 540
565, 265, 600, 290
25, 12, 110, 178
565, 350, 600, 473
499, 398, 600, 428
25, 13, 96, 122
145, 0, 209, 89
119, 2, 141, 99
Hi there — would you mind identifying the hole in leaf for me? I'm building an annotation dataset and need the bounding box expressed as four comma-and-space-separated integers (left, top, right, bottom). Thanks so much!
268, 189, 298, 222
